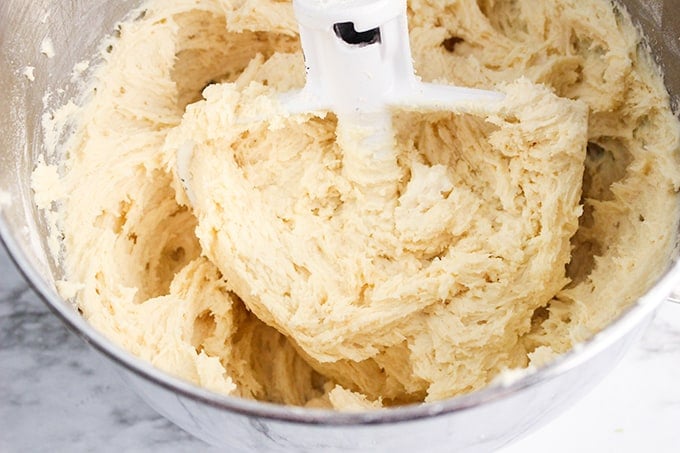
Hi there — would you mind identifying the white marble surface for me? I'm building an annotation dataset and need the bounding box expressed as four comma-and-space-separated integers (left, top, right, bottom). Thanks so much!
1, 242, 679, 453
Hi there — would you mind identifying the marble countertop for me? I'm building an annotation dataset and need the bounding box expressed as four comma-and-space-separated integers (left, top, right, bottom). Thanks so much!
1, 243, 679, 453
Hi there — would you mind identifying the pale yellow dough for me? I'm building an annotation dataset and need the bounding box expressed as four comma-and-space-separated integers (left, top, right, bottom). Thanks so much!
35, 0, 680, 409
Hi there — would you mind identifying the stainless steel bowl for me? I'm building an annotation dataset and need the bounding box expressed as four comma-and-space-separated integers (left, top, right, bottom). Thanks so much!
1, 1, 679, 451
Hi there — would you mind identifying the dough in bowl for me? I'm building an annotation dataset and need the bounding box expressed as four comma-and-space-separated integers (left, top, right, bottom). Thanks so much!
34, 0, 680, 409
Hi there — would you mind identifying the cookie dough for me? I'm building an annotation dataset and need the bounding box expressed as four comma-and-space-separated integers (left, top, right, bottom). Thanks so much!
35, 0, 680, 409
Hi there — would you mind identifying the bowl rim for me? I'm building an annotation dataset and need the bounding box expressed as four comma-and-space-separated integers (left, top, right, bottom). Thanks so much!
2, 218, 679, 425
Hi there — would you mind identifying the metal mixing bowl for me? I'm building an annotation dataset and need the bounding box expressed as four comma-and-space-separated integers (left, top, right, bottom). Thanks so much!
1, 1, 679, 451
